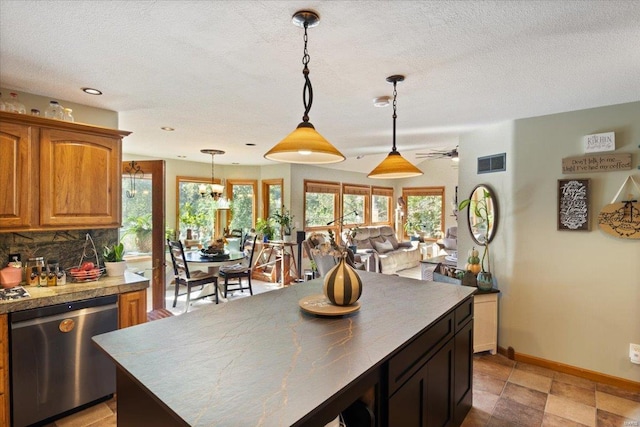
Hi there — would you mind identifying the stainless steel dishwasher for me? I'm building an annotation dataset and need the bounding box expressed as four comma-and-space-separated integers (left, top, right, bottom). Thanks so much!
10, 295, 118, 427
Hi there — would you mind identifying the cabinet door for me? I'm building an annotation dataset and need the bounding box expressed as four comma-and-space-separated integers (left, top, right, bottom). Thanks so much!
0, 120, 37, 229
454, 320, 473, 425
39, 128, 121, 227
389, 340, 454, 427
119, 290, 148, 329
474, 293, 498, 354
425, 340, 454, 427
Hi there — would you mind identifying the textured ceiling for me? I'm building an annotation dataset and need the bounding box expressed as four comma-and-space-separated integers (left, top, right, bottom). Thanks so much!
1, 0, 639, 173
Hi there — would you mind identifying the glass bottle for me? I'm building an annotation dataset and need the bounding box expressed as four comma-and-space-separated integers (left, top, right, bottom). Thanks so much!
0, 92, 6, 111
47, 260, 59, 286
45, 100, 64, 120
30, 108, 40, 116
63, 108, 74, 122
26, 257, 45, 286
7, 92, 26, 114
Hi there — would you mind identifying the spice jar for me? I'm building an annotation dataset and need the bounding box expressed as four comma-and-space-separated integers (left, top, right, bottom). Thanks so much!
47, 260, 59, 286
26, 257, 45, 286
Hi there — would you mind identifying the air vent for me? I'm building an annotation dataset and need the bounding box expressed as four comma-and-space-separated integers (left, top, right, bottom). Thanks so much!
478, 153, 506, 174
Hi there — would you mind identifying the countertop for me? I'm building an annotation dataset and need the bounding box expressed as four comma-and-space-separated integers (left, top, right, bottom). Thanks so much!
93, 271, 474, 427
0, 271, 149, 314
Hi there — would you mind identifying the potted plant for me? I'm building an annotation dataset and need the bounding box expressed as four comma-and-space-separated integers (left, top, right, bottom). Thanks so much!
122, 213, 152, 253
103, 241, 127, 276
256, 217, 276, 242
271, 206, 295, 241
458, 188, 493, 290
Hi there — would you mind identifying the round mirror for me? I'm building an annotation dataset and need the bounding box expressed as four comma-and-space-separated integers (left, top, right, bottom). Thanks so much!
467, 184, 498, 246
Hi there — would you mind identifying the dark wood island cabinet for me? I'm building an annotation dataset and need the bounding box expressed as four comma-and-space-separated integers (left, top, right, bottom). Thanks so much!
93, 271, 475, 427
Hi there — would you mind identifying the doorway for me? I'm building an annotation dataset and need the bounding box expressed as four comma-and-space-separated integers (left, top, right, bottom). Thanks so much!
121, 160, 166, 311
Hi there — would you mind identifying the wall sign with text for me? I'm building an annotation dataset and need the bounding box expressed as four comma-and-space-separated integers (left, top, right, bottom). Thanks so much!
558, 179, 590, 231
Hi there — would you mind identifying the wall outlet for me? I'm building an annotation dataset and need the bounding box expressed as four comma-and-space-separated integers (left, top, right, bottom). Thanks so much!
8, 253, 21, 263
630, 343, 640, 365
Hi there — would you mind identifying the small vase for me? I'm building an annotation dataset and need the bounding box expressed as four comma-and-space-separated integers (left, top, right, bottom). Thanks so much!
105, 261, 127, 277
283, 234, 292, 242
477, 272, 493, 291
323, 254, 363, 306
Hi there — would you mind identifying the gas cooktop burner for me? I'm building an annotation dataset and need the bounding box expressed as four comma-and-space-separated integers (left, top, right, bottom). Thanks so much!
0, 286, 30, 300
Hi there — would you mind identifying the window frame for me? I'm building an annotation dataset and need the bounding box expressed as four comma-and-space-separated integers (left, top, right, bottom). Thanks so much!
262, 178, 283, 221
175, 175, 222, 240
341, 183, 370, 226
303, 180, 341, 232
401, 186, 446, 240
226, 179, 258, 232
371, 186, 394, 226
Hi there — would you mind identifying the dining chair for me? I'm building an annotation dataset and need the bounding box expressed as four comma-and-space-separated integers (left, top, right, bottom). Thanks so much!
167, 239, 219, 312
219, 233, 257, 298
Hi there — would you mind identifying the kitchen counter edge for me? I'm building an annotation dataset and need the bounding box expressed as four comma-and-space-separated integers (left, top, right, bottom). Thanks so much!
0, 271, 149, 314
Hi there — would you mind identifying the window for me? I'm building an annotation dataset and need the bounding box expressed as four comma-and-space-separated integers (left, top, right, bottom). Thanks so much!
227, 180, 257, 234
342, 184, 369, 225
371, 186, 393, 224
304, 180, 340, 230
120, 176, 153, 254
262, 179, 283, 221
176, 176, 220, 242
402, 187, 445, 239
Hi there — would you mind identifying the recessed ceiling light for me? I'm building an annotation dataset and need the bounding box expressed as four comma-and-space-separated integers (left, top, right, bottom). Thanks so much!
177, 155, 186, 158
373, 96, 391, 107
82, 87, 102, 95
356, 155, 365, 159
161, 127, 175, 131
246, 143, 256, 146
232, 162, 240, 165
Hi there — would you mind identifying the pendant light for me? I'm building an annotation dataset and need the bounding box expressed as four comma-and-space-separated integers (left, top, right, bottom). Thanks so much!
264, 10, 345, 164
199, 149, 229, 210
368, 75, 423, 179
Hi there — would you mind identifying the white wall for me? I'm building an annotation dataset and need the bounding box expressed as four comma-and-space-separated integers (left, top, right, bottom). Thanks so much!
458, 101, 640, 382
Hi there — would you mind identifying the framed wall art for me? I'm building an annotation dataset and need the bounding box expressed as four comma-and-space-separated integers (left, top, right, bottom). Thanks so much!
558, 179, 590, 231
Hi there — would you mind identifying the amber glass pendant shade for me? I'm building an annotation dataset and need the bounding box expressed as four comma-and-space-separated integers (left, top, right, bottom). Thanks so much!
265, 122, 345, 164
368, 151, 423, 179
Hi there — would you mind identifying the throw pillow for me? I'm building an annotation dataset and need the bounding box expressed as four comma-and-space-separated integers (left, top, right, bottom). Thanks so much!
373, 239, 394, 254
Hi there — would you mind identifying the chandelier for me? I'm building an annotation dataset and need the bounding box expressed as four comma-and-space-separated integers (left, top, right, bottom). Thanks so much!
199, 149, 228, 209
124, 160, 144, 198
264, 10, 345, 164
368, 75, 423, 179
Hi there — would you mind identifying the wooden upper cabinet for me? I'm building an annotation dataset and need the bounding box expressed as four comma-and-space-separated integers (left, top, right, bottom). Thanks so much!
0, 120, 37, 229
0, 111, 130, 232
40, 128, 121, 227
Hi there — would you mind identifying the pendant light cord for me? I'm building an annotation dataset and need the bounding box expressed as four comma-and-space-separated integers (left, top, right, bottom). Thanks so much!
391, 80, 398, 153
301, 21, 313, 123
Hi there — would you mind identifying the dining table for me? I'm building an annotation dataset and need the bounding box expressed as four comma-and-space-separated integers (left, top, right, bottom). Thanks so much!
183, 249, 246, 303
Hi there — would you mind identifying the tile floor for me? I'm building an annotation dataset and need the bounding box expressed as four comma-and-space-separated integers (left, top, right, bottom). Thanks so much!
44, 267, 640, 426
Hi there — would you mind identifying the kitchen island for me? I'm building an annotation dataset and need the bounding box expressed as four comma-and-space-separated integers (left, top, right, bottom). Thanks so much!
93, 271, 475, 427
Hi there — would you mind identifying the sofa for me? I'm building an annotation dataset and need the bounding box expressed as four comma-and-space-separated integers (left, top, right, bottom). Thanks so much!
348, 225, 420, 275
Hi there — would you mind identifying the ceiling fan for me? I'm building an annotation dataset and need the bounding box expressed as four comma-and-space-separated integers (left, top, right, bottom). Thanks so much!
415, 146, 459, 161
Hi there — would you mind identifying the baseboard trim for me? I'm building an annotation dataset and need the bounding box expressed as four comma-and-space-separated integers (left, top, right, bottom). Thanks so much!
497, 346, 640, 392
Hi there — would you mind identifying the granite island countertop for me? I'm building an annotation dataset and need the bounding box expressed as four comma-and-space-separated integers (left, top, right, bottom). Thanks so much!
93, 271, 474, 427
0, 270, 149, 314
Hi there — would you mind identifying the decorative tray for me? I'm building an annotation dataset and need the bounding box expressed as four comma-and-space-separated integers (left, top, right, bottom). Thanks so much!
298, 294, 360, 317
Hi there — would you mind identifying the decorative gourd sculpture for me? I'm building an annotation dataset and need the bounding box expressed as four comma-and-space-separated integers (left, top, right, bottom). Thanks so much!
465, 247, 481, 275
